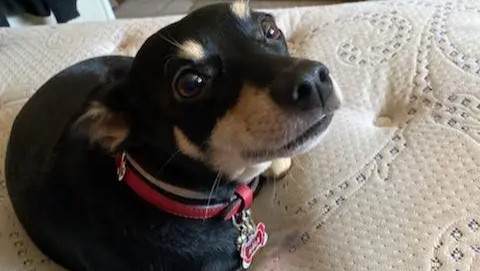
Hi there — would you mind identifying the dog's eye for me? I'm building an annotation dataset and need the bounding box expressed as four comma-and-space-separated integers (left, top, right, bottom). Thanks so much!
175, 72, 206, 98
261, 19, 281, 40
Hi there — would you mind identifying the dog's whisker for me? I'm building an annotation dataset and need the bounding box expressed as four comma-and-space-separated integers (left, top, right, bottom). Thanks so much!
292, 157, 305, 172
282, 171, 294, 196
293, 157, 307, 174
158, 149, 182, 174
159, 141, 208, 175
204, 170, 223, 221
157, 33, 182, 49
166, 33, 183, 48
289, 170, 300, 187
271, 174, 277, 203
265, 149, 278, 203
213, 173, 223, 197
162, 31, 182, 45
168, 35, 183, 48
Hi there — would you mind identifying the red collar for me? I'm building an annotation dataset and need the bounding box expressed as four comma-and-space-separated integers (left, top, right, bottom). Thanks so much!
115, 153, 258, 220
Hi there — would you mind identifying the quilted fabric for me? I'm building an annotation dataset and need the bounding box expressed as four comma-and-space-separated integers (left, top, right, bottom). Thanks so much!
1, 0, 479, 270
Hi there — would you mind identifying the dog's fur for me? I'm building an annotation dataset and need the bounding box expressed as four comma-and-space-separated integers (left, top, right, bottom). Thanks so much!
5, 2, 340, 271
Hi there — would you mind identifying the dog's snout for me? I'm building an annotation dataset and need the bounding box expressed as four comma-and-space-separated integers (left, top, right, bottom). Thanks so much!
289, 62, 332, 110
317, 65, 330, 84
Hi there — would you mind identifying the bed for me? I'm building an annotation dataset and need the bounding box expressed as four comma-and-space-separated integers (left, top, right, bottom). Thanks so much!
1, 0, 479, 270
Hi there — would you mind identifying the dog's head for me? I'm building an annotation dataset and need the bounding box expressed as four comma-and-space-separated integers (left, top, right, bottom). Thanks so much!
84, 1, 341, 183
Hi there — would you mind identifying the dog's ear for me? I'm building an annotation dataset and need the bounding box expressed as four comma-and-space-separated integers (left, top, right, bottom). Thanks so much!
75, 101, 129, 152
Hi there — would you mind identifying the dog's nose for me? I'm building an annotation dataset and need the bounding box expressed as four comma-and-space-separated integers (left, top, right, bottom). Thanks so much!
291, 62, 331, 110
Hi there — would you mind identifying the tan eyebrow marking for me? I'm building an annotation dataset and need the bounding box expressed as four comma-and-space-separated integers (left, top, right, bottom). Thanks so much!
231, 0, 250, 20
178, 40, 205, 61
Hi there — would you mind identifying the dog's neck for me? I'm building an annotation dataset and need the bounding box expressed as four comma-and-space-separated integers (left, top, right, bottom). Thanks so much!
124, 143, 240, 200
104, 81, 268, 200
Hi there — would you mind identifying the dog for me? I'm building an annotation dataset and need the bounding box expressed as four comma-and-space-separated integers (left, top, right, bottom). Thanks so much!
5, 1, 341, 270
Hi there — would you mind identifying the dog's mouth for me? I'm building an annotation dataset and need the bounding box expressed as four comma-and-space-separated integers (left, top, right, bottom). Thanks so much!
243, 113, 333, 161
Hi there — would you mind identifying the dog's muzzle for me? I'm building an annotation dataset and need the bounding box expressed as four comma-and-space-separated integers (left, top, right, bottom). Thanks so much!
270, 59, 339, 114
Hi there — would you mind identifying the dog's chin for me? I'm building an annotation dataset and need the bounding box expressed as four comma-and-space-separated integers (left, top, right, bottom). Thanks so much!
243, 113, 334, 162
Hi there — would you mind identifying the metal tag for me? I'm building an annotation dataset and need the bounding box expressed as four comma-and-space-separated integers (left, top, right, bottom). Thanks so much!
233, 209, 268, 269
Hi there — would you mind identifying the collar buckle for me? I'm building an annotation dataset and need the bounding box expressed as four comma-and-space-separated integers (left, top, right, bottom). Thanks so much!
221, 184, 254, 220
116, 152, 127, 181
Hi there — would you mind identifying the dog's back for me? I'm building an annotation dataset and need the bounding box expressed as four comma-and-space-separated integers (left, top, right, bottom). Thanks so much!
5, 55, 240, 271
6, 56, 134, 270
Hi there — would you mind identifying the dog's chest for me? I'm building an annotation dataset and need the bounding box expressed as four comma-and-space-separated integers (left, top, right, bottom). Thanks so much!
86, 185, 241, 270
126, 216, 241, 270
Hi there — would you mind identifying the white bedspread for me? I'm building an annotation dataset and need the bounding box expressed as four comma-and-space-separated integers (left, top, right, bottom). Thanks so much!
1, 0, 479, 270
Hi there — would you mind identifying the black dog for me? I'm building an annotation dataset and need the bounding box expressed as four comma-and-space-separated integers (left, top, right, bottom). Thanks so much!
6, 1, 340, 270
